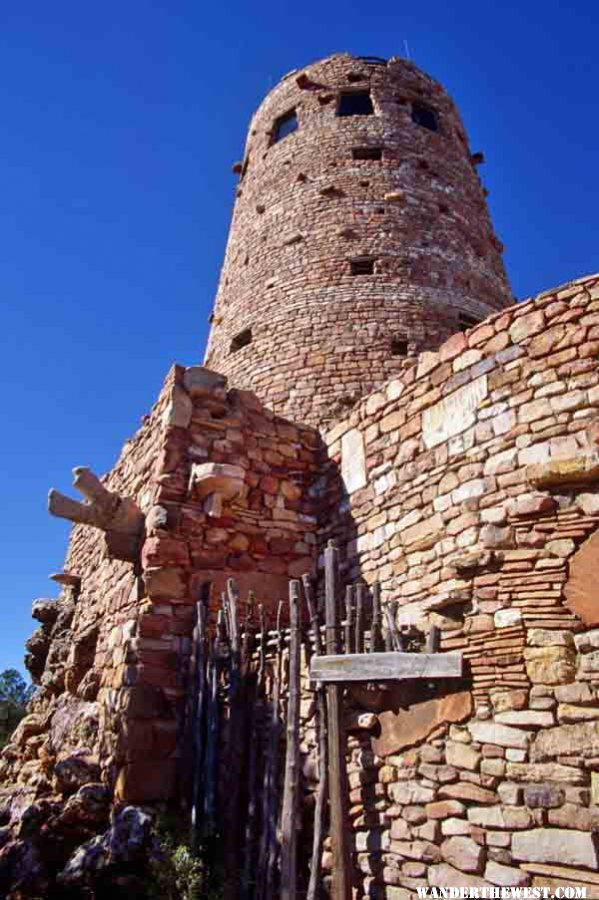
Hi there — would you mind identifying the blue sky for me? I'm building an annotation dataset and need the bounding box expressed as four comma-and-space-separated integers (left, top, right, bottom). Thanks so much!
1, 1, 597, 676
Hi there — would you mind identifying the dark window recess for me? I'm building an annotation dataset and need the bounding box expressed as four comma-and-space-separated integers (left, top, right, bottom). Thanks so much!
458, 313, 479, 331
352, 146, 383, 161
230, 328, 253, 352
338, 91, 374, 117
272, 109, 298, 143
411, 102, 439, 132
391, 336, 408, 356
356, 56, 387, 66
350, 257, 375, 275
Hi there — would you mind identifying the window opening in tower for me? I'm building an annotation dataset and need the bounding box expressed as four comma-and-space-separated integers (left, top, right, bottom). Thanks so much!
272, 109, 298, 143
411, 102, 439, 132
230, 328, 253, 352
350, 257, 375, 275
352, 146, 383, 161
338, 91, 374, 117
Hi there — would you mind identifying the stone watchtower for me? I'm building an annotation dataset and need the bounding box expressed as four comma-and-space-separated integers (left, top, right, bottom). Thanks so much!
204, 52, 512, 427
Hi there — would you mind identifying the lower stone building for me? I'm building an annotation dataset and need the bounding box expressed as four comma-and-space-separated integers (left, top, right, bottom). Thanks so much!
2, 272, 599, 896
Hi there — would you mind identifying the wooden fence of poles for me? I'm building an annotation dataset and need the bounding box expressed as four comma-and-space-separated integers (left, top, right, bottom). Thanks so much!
184, 544, 439, 898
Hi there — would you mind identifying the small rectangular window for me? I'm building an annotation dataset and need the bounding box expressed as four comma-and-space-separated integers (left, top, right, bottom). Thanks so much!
411, 102, 439, 132
352, 146, 383, 161
272, 109, 298, 143
458, 313, 479, 332
350, 257, 375, 276
338, 91, 374, 117
391, 336, 408, 356
230, 328, 252, 352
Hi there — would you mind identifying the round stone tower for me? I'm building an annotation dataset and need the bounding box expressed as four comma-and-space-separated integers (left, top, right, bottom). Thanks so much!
204, 52, 512, 428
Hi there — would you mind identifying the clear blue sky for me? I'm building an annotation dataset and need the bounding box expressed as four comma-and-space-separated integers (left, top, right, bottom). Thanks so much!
1, 1, 597, 676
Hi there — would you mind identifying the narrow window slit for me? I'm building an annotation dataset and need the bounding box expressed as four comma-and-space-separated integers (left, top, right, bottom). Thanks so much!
350, 257, 375, 276
230, 328, 253, 352
352, 146, 383, 161
272, 109, 298, 144
391, 336, 408, 356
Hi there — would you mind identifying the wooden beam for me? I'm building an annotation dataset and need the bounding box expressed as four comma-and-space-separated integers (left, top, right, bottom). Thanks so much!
311, 651, 463, 683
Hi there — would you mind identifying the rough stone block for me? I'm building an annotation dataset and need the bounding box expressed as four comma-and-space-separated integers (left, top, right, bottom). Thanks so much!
422, 376, 488, 449
468, 720, 530, 750
441, 836, 485, 873
511, 828, 599, 868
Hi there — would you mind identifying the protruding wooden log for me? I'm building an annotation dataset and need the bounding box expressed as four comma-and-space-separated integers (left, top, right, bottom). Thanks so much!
72, 467, 115, 508
49, 468, 144, 561
48, 490, 100, 527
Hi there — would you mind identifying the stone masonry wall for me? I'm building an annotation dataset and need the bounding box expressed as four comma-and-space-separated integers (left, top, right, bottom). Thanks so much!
1, 364, 322, 839
205, 52, 512, 428
315, 273, 599, 895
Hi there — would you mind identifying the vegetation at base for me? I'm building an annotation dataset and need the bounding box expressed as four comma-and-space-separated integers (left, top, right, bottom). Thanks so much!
147, 812, 224, 900
0, 669, 35, 748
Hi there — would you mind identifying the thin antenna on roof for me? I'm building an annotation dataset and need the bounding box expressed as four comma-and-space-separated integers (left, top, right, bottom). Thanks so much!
404, 39, 411, 60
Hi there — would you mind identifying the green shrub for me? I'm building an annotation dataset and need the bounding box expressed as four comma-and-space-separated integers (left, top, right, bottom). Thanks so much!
147, 813, 223, 900
0, 669, 34, 748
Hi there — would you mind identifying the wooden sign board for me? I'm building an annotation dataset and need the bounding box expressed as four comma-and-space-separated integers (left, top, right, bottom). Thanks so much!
310, 651, 462, 683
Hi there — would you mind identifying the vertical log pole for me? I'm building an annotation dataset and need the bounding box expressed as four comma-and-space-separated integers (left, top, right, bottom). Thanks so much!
190, 584, 209, 854
344, 585, 354, 655
203, 624, 221, 840
324, 541, 352, 900
241, 595, 259, 900
263, 601, 285, 900
370, 583, 382, 653
426, 624, 440, 653
354, 583, 364, 655
384, 600, 403, 651
303, 574, 328, 900
280, 580, 301, 900
225, 579, 242, 899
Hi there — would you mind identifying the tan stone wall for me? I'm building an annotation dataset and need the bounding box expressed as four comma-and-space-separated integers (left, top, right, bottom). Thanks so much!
205, 52, 512, 428
314, 273, 599, 893
2, 366, 323, 809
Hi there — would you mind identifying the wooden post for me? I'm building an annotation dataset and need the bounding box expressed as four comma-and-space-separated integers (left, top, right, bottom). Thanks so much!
280, 581, 301, 900
241, 594, 259, 900
324, 541, 352, 900
370, 583, 382, 653
261, 601, 285, 900
190, 584, 209, 854
203, 626, 220, 839
344, 585, 354, 655
224, 579, 243, 898
426, 624, 440, 653
303, 574, 328, 900
384, 600, 403, 651
354, 583, 364, 655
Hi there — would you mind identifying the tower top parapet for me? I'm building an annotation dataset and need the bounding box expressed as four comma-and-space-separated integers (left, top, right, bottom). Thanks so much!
205, 52, 512, 428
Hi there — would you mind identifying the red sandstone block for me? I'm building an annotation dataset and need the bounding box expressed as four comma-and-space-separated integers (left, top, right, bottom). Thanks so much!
115, 760, 177, 803
260, 475, 279, 495
439, 332, 467, 363
141, 536, 190, 568
138, 615, 171, 638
